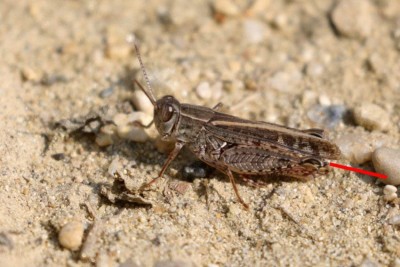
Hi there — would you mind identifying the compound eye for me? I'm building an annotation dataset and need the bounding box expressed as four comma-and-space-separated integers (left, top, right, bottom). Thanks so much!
161, 105, 174, 122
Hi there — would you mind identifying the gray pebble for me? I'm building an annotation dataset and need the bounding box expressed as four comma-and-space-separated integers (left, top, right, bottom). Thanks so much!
307, 104, 347, 129
353, 103, 391, 131
99, 87, 114, 98
58, 220, 84, 251
372, 147, 400, 185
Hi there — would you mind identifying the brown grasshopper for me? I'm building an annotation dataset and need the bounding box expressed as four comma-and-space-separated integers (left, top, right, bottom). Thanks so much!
133, 44, 341, 209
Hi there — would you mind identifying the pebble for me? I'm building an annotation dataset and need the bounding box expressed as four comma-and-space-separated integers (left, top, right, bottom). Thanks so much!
388, 215, 400, 225
301, 90, 318, 107
383, 185, 397, 202
307, 104, 346, 129
330, 0, 375, 39
353, 103, 390, 131
99, 87, 114, 98
104, 26, 132, 60
195, 81, 212, 100
212, 0, 240, 16
243, 19, 266, 44
117, 125, 148, 143
105, 44, 131, 60
305, 62, 325, 77
335, 132, 389, 164
95, 132, 114, 147
182, 161, 212, 181
132, 90, 154, 115
372, 147, 400, 185
21, 66, 42, 82
268, 69, 302, 92
58, 220, 84, 251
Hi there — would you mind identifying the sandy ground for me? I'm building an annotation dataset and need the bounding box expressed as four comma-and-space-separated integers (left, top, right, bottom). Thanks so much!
1, 0, 400, 266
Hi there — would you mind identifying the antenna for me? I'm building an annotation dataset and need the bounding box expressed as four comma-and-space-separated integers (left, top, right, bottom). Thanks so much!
133, 42, 157, 105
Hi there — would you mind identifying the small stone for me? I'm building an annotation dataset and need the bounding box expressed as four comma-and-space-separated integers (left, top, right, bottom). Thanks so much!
307, 104, 346, 129
99, 87, 114, 98
213, 0, 240, 16
268, 69, 302, 92
195, 81, 212, 100
318, 95, 331, 106
51, 153, 66, 161
105, 44, 131, 60
21, 66, 42, 82
0, 232, 14, 249
101, 124, 117, 135
58, 220, 84, 251
117, 125, 148, 143
182, 161, 212, 181
335, 132, 389, 164
95, 132, 114, 147
127, 112, 153, 126
388, 215, 400, 225
372, 147, 400, 185
330, 0, 376, 39
360, 258, 378, 267
243, 19, 266, 44
353, 103, 391, 131
132, 90, 154, 115
305, 62, 325, 77
384, 185, 397, 195
384, 192, 397, 202
383, 184, 398, 201
394, 258, 400, 267
367, 53, 387, 75
301, 90, 318, 107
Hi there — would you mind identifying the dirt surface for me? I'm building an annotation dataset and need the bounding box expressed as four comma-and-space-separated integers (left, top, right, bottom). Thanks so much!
1, 0, 400, 266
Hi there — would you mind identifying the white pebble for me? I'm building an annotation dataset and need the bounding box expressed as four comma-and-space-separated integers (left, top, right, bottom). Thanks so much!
384, 185, 397, 195
196, 81, 212, 100
305, 62, 325, 77
58, 220, 84, 251
213, 0, 240, 16
113, 113, 130, 127
117, 125, 148, 143
268, 69, 302, 92
335, 132, 389, 164
353, 103, 391, 131
388, 215, 400, 225
372, 147, 400, 185
243, 19, 266, 44
128, 111, 153, 126
384, 193, 397, 202
331, 0, 375, 39
132, 89, 154, 115
105, 44, 131, 60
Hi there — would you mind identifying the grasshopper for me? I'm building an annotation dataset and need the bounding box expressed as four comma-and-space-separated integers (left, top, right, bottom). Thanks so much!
133, 44, 341, 209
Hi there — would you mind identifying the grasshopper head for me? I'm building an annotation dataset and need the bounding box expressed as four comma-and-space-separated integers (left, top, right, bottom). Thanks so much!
154, 95, 181, 140
133, 43, 181, 140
